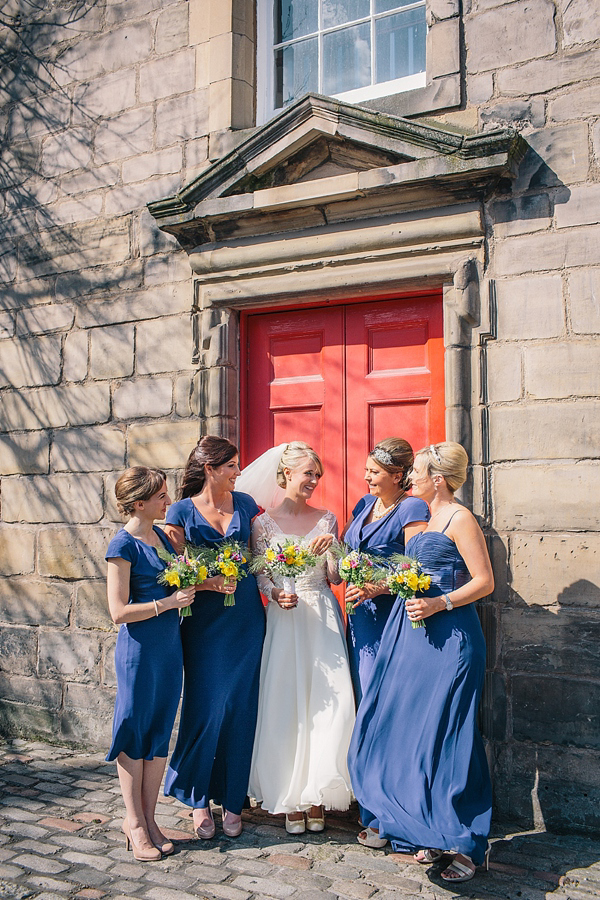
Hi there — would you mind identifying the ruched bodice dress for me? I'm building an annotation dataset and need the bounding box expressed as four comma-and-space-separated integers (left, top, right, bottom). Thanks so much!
344, 495, 430, 704
164, 492, 266, 814
248, 511, 355, 814
106, 527, 182, 762
347, 524, 492, 865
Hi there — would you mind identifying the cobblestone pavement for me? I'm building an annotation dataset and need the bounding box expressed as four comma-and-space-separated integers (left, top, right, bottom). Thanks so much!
1, 740, 599, 900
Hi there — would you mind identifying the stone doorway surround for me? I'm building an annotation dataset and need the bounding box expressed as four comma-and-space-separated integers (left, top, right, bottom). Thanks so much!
149, 94, 527, 517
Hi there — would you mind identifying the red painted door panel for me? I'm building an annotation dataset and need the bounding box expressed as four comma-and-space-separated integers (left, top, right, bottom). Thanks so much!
243, 294, 444, 528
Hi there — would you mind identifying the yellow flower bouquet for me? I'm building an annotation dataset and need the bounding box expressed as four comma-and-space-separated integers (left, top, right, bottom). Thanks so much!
204, 540, 249, 607
156, 546, 209, 617
330, 543, 388, 615
386, 554, 432, 628
250, 538, 318, 595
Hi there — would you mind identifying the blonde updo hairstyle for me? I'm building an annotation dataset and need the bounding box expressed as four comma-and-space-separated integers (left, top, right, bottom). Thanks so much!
369, 438, 414, 491
276, 441, 324, 488
115, 466, 167, 517
415, 441, 468, 493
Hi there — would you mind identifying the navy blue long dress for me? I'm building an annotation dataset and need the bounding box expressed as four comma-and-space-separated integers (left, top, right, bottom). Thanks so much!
106, 527, 182, 762
164, 492, 266, 814
345, 495, 430, 704
347, 520, 492, 865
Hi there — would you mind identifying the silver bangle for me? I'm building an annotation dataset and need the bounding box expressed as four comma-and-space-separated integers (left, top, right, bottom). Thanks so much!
153, 599, 159, 617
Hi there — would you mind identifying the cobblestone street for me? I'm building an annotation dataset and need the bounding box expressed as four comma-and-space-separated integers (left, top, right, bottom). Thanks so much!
1, 740, 599, 900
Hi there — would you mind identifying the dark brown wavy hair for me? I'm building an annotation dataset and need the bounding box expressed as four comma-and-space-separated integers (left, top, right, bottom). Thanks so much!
370, 437, 414, 491
179, 436, 238, 499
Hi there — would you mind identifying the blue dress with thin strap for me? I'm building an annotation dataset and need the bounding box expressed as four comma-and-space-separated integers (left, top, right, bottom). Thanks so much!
106, 527, 182, 762
164, 492, 266, 814
344, 495, 430, 704
347, 516, 492, 865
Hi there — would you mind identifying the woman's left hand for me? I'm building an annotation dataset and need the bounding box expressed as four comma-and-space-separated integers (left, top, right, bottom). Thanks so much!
309, 533, 335, 556
405, 594, 444, 623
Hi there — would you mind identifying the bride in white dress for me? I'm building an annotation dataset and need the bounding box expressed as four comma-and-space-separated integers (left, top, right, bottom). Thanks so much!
237, 442, 355, 834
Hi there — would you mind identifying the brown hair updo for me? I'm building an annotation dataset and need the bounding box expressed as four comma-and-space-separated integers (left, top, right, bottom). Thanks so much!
369, 438, 414, 491
115, 467, 167, 517
276, 441, 324, 488
179, 436, 238, 499
414, 441, 468, 493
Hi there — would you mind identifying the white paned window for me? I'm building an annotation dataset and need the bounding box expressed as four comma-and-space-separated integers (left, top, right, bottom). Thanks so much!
257, 0, 427, 123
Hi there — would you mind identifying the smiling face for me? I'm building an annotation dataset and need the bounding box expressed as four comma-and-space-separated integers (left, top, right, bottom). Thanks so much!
409, 457, 435, 503
138, 481, 171, 521
284, 455, 322, 499
206, 455, 240, 493
364, 456, 400, 498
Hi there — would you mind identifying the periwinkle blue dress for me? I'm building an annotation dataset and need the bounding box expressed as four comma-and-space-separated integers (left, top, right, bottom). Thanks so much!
164, 492, 265, 814
106, 527, 182, 762
344, 495, 430, 704
347, 518, 492, 865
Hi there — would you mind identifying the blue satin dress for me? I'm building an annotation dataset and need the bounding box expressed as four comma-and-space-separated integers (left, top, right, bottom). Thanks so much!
344, 495, 430, 704
106, 527, 182, 762
347, 519, 492, 865
164, 492, 266, 814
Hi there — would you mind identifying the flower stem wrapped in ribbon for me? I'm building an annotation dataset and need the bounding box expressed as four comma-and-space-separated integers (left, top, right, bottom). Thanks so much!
204, 540, 250, 607
250, 538, 318, 596
330, 543, 388, 616
386, 554, 432, 628
156, 545, 210, 617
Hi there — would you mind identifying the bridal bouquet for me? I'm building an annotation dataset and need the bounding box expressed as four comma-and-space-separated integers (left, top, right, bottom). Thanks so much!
156, 546, 209, 617
204, 540, 249, 607
386, 554, 432, 628
331, 544, 388, 616
250, 538, 318, 595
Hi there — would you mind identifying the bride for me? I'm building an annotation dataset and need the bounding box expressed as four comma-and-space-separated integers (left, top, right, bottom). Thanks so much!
238, 441, 355, 833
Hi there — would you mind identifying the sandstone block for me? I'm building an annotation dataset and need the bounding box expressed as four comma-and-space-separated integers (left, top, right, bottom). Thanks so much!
2, 473, 104, 524
89, 324, 134, 379
128, 420, 200, 468
491, 194, 551, 239
42, 127, 94, 177
512, 674, 600, 749
0, 334, 61, 388
156, 2, 189, 54
136, 315, 193, 374
0, 626, 37, 676
174, 375, 193, 417
495, 275, 563, 339
514, 124, 589, 191
38, 525, 116, 579
511, 533, 600, 608
493, 463, 600, 531
104, 472, 125, 524
190, 0, 210, 43
467, 72, 493, 105
44, 194, 104, 227
61, 707, 113, 746
55, 21, 153, 86
497, 47, 600, 96
559, 0, 600, 48
38, 631, 100, 680
428, 0, 459, 19
0, 383, 110, 432
74, 581, 115, 631
427, 17, 460, 79
506, 606, 600, 676
113, 378, 173, 420
486, 343, 522, 402
569, 269, 600, 334
63, 682, 115, 715
0, 700, 60, 739
140, 49, 195, 103
122, 147, 183, 185
490, 401, 600, 460
94, 107, 154, 164
55, 259, 143, 301
138, 208, 181, 258
0, 311, 14, 339
63, 330, 88, 382
549, 82, 600, 123
16, 304, 74, 336
156, 90, 209, 147
0, 432, 49, 475
465, 0, 556, 73
21, 218, 131, 277
73, 69, 137, 118
59, 163, 121, 197
494, 226, 600, 276
0, 526, 35, 575
0, 578, 72, 627
556, 184, 600, 229
524, 341, 600, 398
0, 673, 62, 707
103, 633, 117, 687
192, 366, 238, 419
52, 426, 125, 473
76, 284, 190, 328
144, 251, 192, 285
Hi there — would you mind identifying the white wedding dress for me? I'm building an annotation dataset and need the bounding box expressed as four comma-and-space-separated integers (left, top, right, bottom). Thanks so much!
249, 510, 355, 814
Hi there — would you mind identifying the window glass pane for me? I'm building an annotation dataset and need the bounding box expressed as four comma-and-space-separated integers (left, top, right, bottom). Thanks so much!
375, 7, 426, 82
276, 0, 318, 43
375, 0, 418, 12
322, 0, 370, 30
323, 22, 371, 94
275, 37, 319, 107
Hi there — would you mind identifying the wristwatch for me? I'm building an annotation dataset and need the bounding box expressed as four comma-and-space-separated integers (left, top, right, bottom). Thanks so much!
442, 593, 454, 611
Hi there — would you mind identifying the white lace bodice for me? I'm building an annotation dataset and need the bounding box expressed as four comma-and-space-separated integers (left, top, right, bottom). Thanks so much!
252, 510, 339, 596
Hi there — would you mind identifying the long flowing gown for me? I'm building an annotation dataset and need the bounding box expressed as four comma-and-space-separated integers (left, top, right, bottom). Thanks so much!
106, 527, 182, 762
347, 521, 492, 865
248, 510, 355, 814
164, 492, 266, 814
344, 495, 430, 704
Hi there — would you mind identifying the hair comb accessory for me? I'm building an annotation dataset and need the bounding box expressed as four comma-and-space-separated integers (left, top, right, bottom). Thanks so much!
372, 447, 394, 466
429, 444, 442, 464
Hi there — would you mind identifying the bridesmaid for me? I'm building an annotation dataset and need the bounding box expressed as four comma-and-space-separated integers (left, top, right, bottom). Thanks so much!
106, 467, 195, 861
348, 442, 494, 883
343, 438, 429, 704
163, 436, 265, 839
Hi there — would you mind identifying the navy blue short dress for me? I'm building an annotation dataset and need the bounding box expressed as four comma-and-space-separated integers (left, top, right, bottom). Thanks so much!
164, 491, 266, 814
347, 521, 492, 865
344, 495, 430, 704
106, 527, 182, 762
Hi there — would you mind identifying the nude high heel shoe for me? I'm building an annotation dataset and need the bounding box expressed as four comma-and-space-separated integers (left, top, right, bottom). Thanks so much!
122, 820, 162, 862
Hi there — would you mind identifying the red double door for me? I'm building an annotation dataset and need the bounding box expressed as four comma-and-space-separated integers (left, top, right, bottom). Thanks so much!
242, 294, 445, 528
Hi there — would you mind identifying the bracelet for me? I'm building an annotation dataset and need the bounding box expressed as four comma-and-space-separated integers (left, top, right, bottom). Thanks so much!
153, 599, 159, 617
